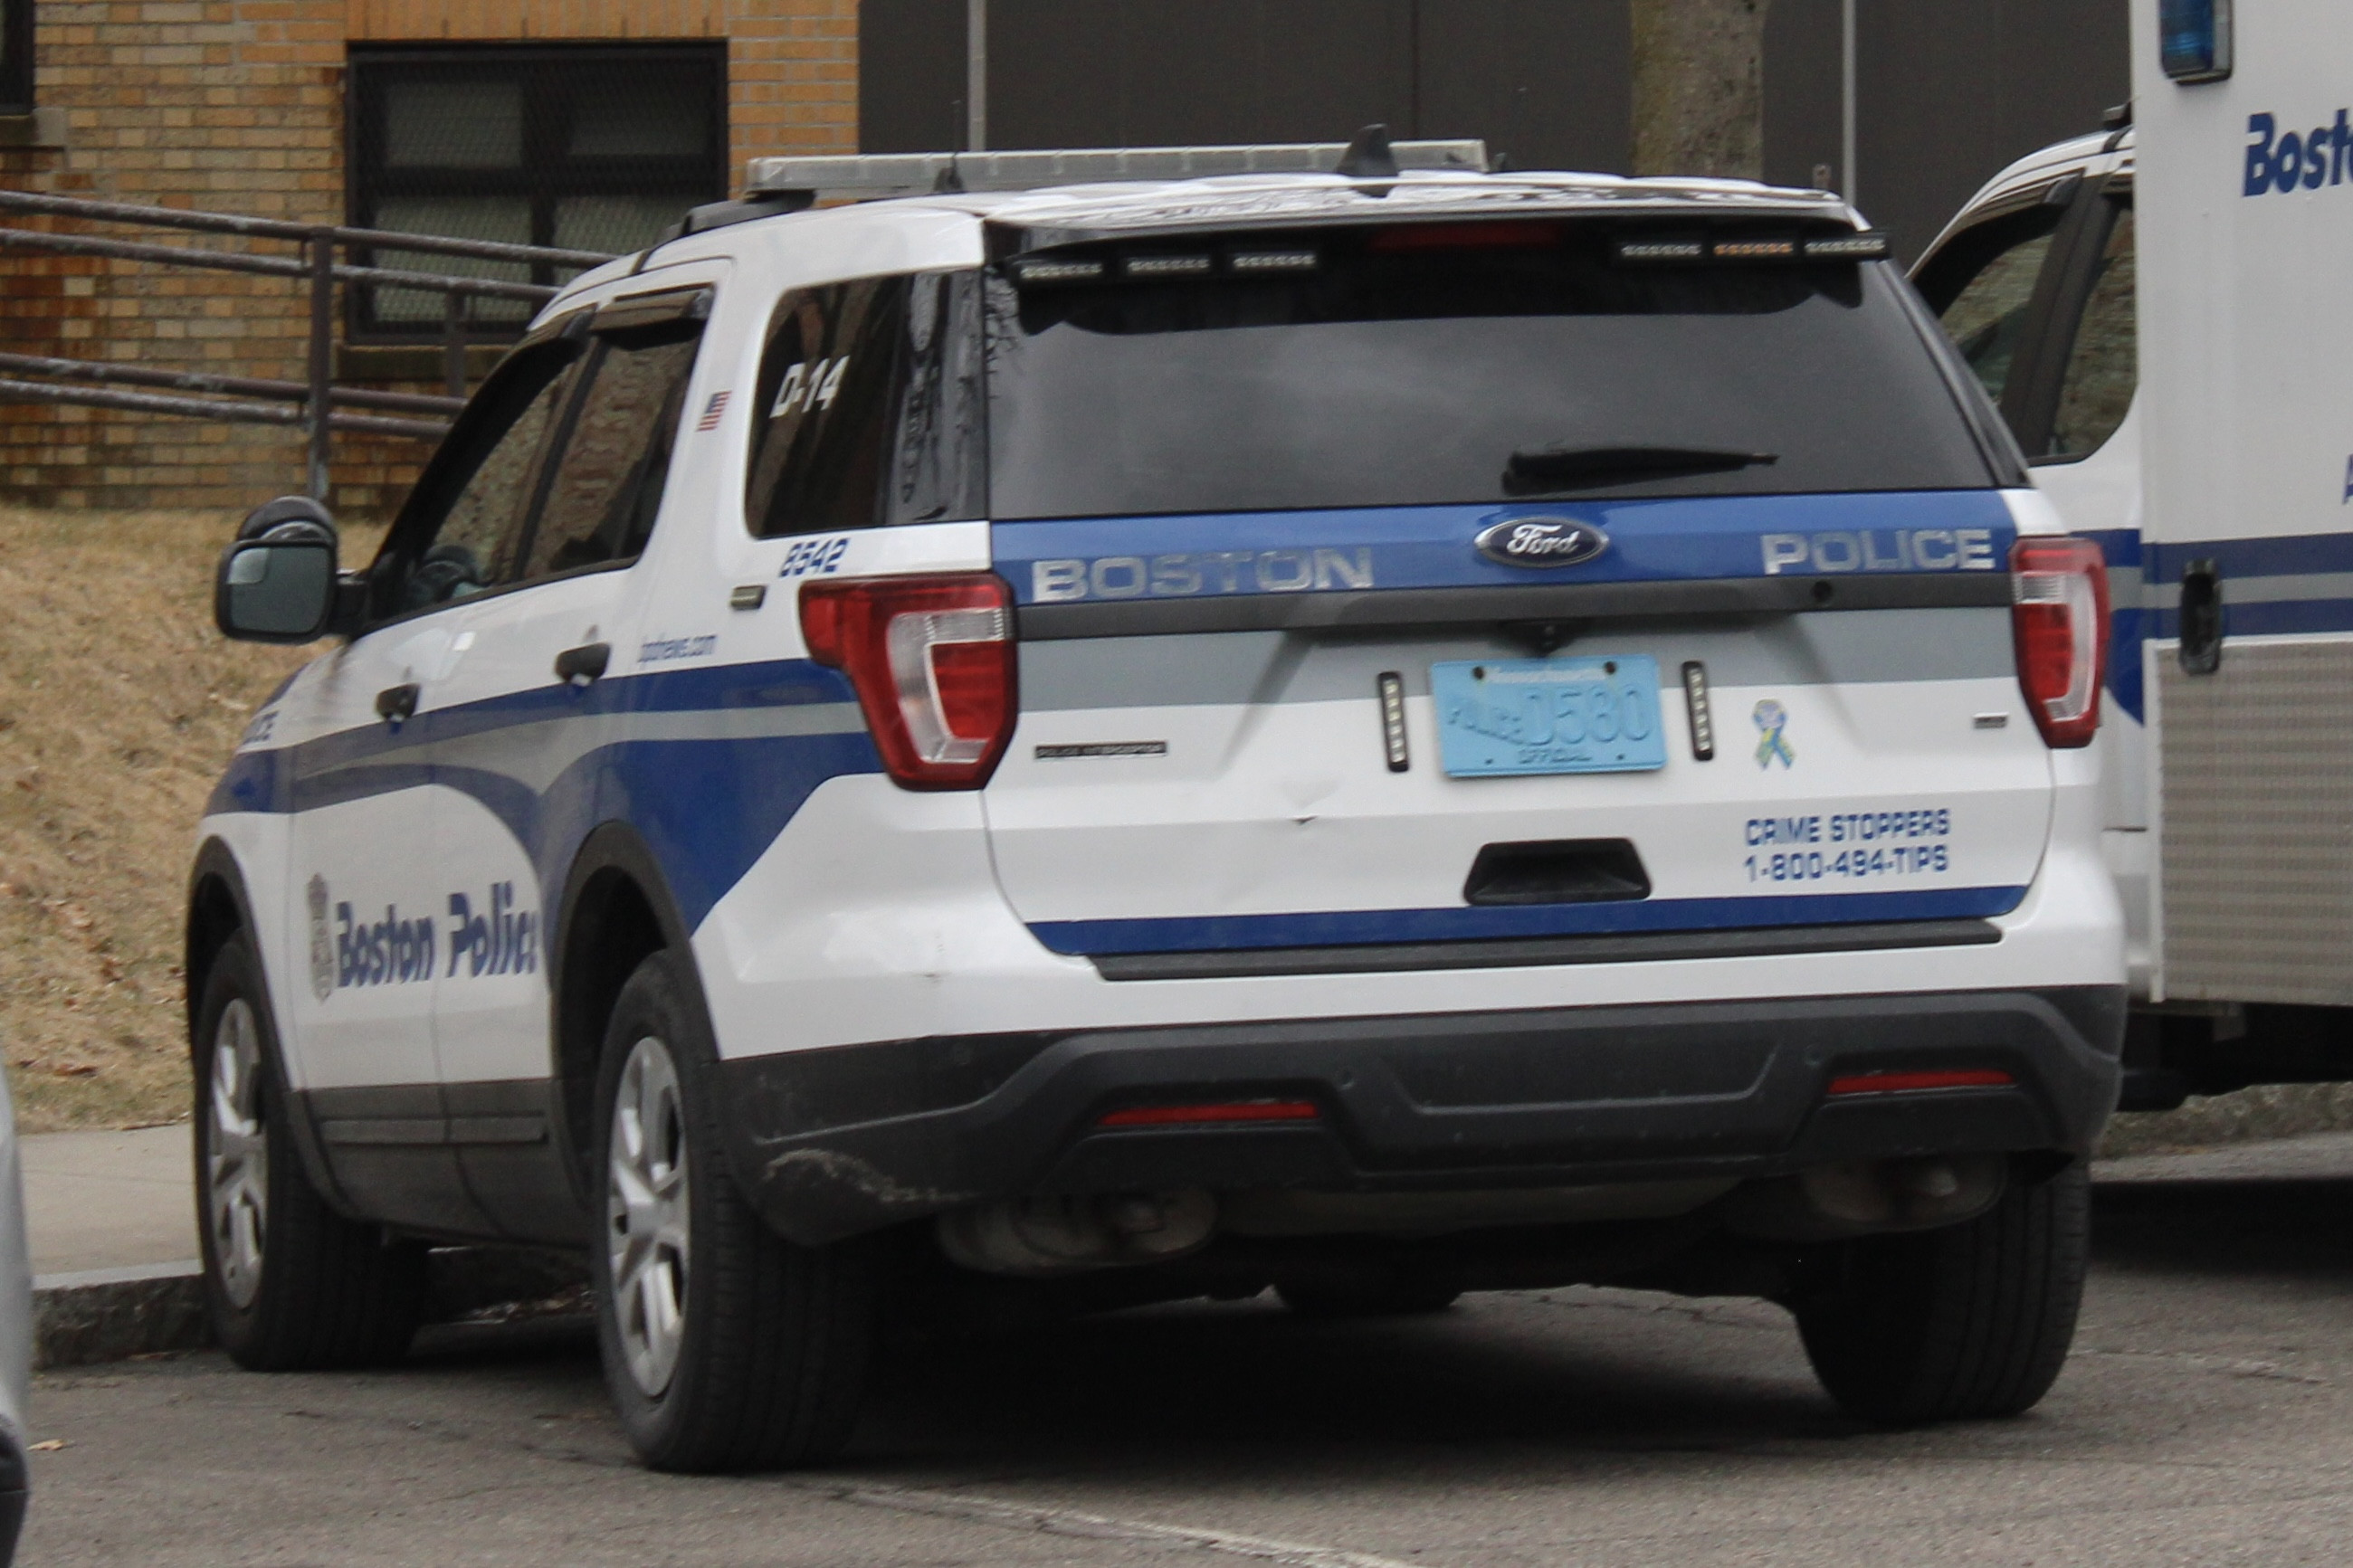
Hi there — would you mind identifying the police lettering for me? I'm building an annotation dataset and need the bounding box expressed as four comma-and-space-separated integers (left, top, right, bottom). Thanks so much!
1758, 529, 1996, 575
447, 882, 538, 979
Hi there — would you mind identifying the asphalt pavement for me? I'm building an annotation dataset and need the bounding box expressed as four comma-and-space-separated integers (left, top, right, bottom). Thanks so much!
21, 1133, 2353, 1566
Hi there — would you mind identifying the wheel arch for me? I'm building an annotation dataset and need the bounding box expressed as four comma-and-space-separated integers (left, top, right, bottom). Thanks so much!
551, 823, 710, 1202
184, 838, 359, 1218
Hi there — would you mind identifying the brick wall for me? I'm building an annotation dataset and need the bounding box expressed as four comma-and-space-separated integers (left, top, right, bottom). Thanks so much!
1, 0, 860, 516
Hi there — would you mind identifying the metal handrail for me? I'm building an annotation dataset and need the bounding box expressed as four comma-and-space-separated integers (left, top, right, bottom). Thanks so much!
0, 350, 464, 415
0, 187, 615, 268
0, 226, 559, 301
0, 187, 624, 494
0, 378, 448, 441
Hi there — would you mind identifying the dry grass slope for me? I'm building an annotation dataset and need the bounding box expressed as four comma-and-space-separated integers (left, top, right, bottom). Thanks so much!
0, 508, 348, 1132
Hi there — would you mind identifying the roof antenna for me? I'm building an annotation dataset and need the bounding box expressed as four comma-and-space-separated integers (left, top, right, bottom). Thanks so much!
1335, 124, 1399, 181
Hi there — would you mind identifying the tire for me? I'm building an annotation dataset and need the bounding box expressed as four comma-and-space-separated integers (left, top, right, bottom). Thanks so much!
591, 950, 879, 1472
194, 936, 427, 1370
1795, 1163, 2089, 1425
1278, 1265, 1462, 1318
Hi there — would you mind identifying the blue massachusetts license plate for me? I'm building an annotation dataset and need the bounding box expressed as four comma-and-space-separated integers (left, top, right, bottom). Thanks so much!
1432, 655, 1668, 777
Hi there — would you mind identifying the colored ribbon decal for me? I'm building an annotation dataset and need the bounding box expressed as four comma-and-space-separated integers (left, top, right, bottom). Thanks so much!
1753, 699, 1795, 769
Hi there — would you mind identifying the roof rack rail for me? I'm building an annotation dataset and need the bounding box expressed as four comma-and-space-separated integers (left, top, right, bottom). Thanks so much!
744, 136, 1490, 202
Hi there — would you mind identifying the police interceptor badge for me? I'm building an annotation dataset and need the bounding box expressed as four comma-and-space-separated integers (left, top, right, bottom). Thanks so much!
1475, 517, 1609, 568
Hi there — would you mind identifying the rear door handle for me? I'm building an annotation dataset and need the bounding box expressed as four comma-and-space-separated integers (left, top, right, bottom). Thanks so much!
555, 641, 611, 687
375, 683, 419, 725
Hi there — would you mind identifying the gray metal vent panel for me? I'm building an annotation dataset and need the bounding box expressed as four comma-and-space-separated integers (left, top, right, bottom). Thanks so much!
2159, 638, 2353, 1004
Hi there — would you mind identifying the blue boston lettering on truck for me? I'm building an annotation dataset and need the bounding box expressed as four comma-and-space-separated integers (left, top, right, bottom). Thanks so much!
2244, 112, 2353, 197
995, 490, 2014, 605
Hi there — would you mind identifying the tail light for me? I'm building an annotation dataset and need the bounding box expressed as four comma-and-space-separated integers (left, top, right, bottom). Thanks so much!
799, 573, 1017, 789
2010, 537, 2110, 748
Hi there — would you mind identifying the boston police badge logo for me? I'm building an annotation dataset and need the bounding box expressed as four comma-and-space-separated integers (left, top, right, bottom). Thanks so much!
307, 873, 335, 1003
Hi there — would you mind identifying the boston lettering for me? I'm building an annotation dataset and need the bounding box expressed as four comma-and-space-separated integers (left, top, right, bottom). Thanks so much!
328, 881, 538, 991
2244, 112, 2353, 196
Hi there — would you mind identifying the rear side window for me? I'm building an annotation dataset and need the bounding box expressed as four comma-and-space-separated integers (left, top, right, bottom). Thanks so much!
984, 222, 2000, 521
744, 271, 985, 537
1915, 204, 2068, 413
2044, 206, 2136, 460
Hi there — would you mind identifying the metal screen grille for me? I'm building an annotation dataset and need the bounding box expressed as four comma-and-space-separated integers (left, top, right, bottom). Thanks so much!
346, 44, 727, 342
2158, 636, 2353, 1005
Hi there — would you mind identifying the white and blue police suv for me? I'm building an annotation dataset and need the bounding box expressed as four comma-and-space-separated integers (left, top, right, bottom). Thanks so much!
193, 136, 2126, 1470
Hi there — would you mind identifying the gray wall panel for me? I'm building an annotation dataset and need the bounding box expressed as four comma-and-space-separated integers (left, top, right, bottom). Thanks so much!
860, 1, 2124, 269
988, 1, 1415, 152
1765, 0, 2128, 262
1416, 0, 1631, 175
860, 0, 967, 155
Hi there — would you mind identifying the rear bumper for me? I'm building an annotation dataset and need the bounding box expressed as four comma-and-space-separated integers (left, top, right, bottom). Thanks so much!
719, 984, 2125, 1245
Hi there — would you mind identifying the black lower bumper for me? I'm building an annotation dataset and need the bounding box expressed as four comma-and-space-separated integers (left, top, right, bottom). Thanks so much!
719, 986, 2125, 1245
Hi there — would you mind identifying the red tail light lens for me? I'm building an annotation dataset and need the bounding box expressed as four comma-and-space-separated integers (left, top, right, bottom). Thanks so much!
1097, 1100, 1321, 1127
1826, 1069, 2015, 1097
2010, 537, 2110, 748
799, 573, 1017, 790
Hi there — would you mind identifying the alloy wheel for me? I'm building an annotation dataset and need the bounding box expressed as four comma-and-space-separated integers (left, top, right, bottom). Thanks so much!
607, 1034, 691, 1397
206, 998, 270, 1309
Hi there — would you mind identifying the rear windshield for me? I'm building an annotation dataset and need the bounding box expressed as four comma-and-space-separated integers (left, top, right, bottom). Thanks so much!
985, 222, 1999, 520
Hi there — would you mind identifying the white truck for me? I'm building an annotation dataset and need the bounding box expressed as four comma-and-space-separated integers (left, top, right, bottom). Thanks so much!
1915, 0, 2353, 1110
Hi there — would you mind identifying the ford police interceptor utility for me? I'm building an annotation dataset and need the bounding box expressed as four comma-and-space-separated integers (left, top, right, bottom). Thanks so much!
193, 130, 2124, 1471
1914, 0, 2353, 1115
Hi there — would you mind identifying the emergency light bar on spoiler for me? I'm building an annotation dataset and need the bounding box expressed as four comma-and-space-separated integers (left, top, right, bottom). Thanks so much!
744, 138, 1491, 202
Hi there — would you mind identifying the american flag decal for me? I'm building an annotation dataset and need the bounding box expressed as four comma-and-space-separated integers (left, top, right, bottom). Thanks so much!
696, 391, 731, 431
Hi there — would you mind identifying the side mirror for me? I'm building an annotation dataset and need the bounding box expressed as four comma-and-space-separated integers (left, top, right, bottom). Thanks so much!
216, 537, 338, 643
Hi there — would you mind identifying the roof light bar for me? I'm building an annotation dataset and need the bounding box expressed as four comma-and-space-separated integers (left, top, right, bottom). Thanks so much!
1803, 232, 1892, 260
1615, 239, 1707, 262
1121, 254, 1215, 279
1228, 249, 1319, 273
745, 139, 1490, 201
1007, 256, 1107, 285
1614, 231, 1891, 265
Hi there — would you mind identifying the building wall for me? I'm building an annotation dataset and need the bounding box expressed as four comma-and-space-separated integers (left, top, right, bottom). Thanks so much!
0, 0, 857, 516
1763, 0, 2129, 262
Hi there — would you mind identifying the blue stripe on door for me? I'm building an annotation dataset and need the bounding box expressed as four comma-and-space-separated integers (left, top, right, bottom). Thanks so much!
1026, 885, 2029, 956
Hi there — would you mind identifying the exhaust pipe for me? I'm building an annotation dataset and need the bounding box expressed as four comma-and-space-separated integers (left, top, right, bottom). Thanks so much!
937, 1190, 1217, 1277
1720, 1155, 2007, 1241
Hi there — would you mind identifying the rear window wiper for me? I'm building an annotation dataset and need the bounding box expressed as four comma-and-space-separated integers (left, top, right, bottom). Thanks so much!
1504, 444, 1779, 495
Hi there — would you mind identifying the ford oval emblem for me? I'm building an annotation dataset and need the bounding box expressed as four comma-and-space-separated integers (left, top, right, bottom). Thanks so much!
1474, 517, 1610, 569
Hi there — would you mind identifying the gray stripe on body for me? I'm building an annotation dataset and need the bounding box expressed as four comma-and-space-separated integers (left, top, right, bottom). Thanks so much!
429, 701, 865, 795
1018, 607, 2015, 712
2139, 573, 2353, 610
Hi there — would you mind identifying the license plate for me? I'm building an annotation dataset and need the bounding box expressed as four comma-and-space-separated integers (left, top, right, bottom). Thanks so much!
1432, 655, 1668, 777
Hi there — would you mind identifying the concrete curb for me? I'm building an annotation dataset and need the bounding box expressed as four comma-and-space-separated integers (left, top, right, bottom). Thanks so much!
28, 1248, 591, 1371
33, 1261, 205, 1370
